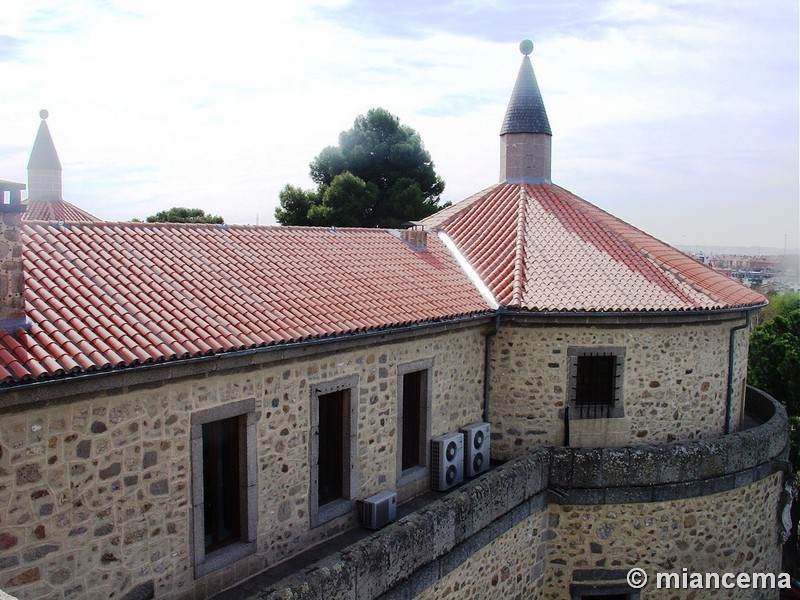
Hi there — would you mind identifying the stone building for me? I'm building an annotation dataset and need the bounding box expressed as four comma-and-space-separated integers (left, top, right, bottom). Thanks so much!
0, 42, 789, 600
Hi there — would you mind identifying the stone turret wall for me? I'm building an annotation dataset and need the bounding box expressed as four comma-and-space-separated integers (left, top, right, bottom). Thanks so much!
499, 132, 552, 182
489, 317, 752, 459
26, 169, 61, 202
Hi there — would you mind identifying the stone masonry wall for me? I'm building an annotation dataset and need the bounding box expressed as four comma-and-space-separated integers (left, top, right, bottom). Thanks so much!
414, 508, 548, 600
248, 388, 786, 600
0, 326, 486, 600
0, 207, 25, 325
543, 471, 784, 599
490, 319, 751, 459
414, 472, 782, 600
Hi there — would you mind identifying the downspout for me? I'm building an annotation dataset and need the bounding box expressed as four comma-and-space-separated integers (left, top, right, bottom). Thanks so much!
483, 315, 501, 424
725, 311, 752, 434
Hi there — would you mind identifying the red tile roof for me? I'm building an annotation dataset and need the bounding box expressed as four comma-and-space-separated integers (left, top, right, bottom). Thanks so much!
423, 182, 766, 312
0, 222, 489, 385
24, 199, 100, 222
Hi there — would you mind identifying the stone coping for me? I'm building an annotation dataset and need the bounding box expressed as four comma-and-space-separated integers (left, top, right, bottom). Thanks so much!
549, 386, 787, 492
225, 387, 787, 600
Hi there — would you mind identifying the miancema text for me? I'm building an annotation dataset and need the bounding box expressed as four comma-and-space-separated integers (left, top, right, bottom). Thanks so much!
657, 570, 791, 590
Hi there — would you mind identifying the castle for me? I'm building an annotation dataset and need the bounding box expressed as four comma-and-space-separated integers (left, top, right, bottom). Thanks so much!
0, 41, 788, 599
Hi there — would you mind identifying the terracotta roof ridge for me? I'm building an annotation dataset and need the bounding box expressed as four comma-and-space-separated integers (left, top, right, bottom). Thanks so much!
24, 221, 425, 235
511, 186, 528, 305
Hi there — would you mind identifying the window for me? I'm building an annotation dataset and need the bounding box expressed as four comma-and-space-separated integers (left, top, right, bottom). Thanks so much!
310, 375, 358, 527
203, 417, 240, 552
569, 570, 640, 599
397, 359, 433, 488
402, 371, 424, 470
573, 593, 635, 600
568, 347, 625, 419
191, 398, 256, 578
318, 389, 346, 506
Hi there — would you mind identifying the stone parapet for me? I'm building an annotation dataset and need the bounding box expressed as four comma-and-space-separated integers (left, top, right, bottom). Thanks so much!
549, 386, 787, 495
243, 386, 787, 599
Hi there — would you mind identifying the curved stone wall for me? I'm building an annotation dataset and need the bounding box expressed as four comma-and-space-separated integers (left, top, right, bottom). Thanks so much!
250, 387, 787, 599
490, 316, 753, 459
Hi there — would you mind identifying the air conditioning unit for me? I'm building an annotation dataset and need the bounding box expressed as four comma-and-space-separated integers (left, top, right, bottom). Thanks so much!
360, 490, 397, 530
460, 421, 490, 477
431, 431, 464, 491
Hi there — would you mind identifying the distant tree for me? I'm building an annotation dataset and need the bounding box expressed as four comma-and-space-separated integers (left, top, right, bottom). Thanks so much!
760, 291, 800, 323
748, 301, 800, 416
275, 108, 448, 228
144, 207, 224, 224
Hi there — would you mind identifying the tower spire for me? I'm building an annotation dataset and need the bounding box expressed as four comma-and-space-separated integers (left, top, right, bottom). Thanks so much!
27, 109, 63, 201
499, 41, 552, 183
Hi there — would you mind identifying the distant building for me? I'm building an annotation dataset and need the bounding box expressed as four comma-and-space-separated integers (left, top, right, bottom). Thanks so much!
0, 41, 788, 600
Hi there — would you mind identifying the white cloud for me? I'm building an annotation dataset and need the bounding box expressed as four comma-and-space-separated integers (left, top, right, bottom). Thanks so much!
1, 0, 797, 249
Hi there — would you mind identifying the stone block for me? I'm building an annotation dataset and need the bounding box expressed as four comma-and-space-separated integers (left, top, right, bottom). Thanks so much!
417, 498, 455, 559
292, 558, 356, 600
343, 537, 389, 600
569, 448, 605, 488
383, 518, 435, 587
604, 486, 654, 504
651, 480, 708, 502
120, 580, 155, 600
549, 448, 573, 487
378, 561, 440, 600
621, 446, 659, 486
462, 477, 503, 537
599, 448, 630, 487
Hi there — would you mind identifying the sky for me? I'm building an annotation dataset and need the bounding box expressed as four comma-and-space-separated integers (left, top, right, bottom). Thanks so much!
2, 0, 798, 251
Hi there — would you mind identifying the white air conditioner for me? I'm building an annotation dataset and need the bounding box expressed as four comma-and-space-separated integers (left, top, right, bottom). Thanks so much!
431, 431, 464, 491
360, 490, 397, 529
460, 421, 490, 477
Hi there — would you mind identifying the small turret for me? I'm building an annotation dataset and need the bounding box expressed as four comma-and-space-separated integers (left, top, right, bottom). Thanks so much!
499, 41, 552, 183
27, 109, 63, 201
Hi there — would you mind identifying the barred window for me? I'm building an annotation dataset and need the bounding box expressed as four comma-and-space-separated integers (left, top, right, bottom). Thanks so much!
568, 347, 625, 419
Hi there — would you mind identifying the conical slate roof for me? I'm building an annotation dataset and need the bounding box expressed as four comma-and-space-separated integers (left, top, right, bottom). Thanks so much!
500, 43, 551, 136
27, 113, 62, 170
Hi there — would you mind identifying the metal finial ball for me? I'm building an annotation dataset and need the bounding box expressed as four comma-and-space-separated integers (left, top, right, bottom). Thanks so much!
519, 40, 533, 56
39, 109, 49, 120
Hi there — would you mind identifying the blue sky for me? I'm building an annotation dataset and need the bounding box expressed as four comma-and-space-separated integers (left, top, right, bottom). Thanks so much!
2, 0, 798, 251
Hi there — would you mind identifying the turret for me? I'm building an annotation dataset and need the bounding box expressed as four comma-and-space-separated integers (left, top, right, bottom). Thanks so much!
27, 109, 63, 201
499, 41, 552, 183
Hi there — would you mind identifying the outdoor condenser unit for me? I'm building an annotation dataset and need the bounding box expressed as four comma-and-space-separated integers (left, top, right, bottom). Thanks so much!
460, 421, 491, 477
360, 490, 397, 529
431, 431, 464, 491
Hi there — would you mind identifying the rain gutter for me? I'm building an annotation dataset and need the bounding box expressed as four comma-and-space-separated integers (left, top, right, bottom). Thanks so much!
725, 311, 753, 434
483, 314, 501, 423
0, 312, 495, 411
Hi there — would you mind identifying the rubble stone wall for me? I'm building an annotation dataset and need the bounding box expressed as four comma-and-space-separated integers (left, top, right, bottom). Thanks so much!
490, 318, 751, 459
252, 388, 787, 600
0, 325, 486, 600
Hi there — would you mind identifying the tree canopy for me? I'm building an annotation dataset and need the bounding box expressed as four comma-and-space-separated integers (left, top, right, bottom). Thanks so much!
144, 207, 224, 224
749, 307, 800, 415
275, 108, 448, 228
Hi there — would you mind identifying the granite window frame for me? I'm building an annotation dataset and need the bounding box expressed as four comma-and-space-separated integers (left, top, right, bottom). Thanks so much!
567, 346, 626, 419
396, 358, 434, 489
570, 583, 639, 600
569, 568, 641, 599
309, 374, 359, 528
191, 398, 257, 579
